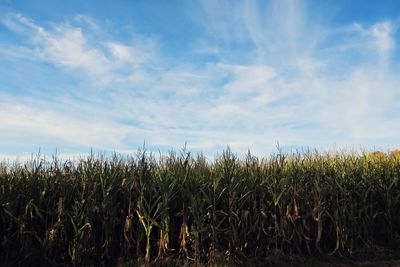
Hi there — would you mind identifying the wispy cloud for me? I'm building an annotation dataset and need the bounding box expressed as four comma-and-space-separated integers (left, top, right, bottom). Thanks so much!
1, 13, 156, 84
0, 1, 399, 157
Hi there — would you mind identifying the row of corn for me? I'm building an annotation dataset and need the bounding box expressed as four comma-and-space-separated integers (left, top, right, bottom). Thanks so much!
1, 149, 399, 265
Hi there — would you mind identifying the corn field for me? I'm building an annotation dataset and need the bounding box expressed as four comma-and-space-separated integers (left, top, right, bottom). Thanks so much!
1, 149, 400, 266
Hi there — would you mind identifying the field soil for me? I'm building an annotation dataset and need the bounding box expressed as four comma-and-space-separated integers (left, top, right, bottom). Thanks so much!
242, 249, 400, 267
253, 259, 400, 267
128, 247, 400, 267
118, 258, 400, 267
118, 252, 400, 267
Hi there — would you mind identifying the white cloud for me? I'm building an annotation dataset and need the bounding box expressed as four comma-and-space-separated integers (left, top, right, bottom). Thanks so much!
0, 152, 92, 163
1, 13, 156, 85
44, 27, 109, 73
106, 42, 153, 65
219, 64, 276, 94
0, 99, 129, 150
370, 22, 394, 54
1, 6, 399, 157
370, 22, 394, 69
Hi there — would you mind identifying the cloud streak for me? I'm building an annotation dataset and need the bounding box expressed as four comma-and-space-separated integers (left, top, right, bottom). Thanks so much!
0, 1, 399, 158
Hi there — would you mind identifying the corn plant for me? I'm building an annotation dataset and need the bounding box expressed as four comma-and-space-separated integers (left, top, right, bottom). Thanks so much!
0, 148, 400, 266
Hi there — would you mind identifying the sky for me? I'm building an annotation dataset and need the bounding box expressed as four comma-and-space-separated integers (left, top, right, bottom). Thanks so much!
0, 0, 400, 160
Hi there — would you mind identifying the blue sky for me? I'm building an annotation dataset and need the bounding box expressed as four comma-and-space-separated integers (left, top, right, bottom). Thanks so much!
1, 0, 400, 159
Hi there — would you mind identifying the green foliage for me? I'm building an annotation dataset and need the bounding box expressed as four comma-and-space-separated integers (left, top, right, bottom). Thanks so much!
0, 149, 400, 265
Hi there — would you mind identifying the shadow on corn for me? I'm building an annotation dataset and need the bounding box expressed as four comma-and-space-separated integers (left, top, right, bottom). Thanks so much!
1, 148, 400, 265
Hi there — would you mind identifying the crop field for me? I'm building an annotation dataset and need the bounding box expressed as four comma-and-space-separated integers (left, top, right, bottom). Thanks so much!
1, 149, 400, 266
